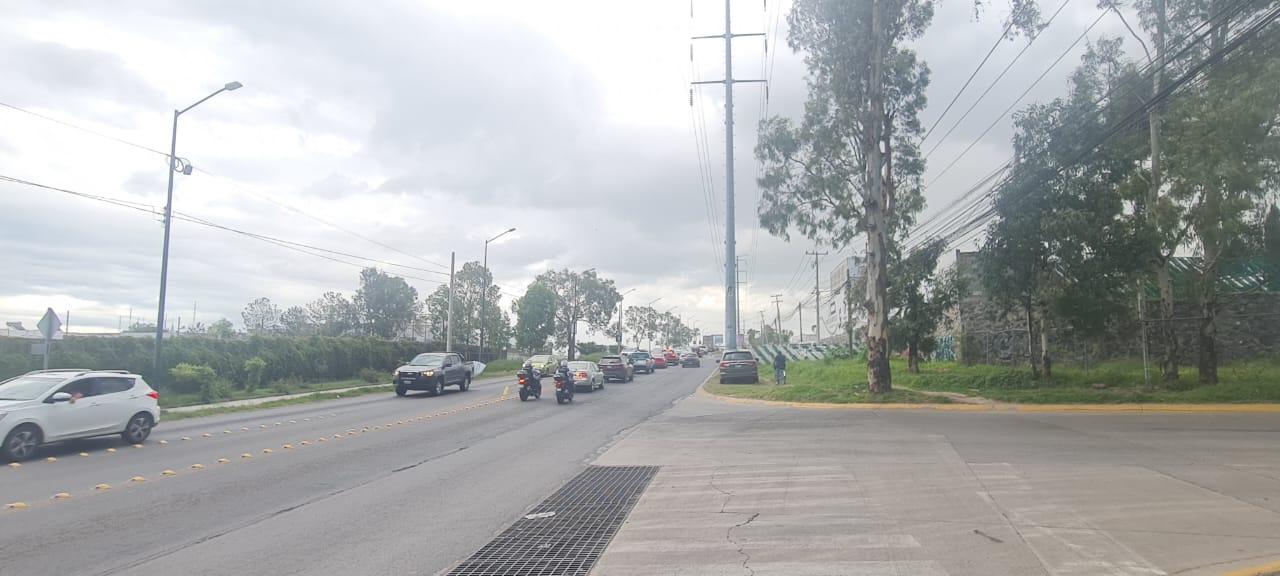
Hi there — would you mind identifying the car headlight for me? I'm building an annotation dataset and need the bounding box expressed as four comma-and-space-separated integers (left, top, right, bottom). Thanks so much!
424, 371, 434, 377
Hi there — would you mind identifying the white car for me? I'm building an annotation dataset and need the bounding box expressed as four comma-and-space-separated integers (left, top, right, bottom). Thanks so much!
0, 369, 161, 461
567, 361, 605, 391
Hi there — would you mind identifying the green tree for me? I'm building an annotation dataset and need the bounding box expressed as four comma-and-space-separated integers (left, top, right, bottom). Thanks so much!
423, 261, 510, 352
623, 306, 656, 350
206, 318, 235, 339
353, 268, 421, 338
1266, 204, 1280, 290
279, 306, 311, 336
241, 297, 280, 334
890, 241, 965, 373
756, 0, 1036, 392
534, 269, 621, 360
512, 281, 558, 353
307, 291, 357, 337
1163, 15, 1280, 384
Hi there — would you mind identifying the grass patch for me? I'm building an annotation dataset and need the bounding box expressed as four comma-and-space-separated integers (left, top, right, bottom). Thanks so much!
897, 357, 1280, 404
708, 360, 950, 404
480, 359, 524, 379
161, 385, 392, 421
159, 378, 365, 408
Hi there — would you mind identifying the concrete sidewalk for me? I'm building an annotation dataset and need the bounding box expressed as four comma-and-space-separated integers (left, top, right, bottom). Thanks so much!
590, 390, 1280, 575
166, 374, 509, 413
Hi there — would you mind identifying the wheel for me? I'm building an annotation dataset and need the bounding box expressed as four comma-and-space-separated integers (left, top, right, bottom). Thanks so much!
122, 413, 153, 444
4, 424, 42, 462
460, 375, 471, 392
396, 386, 407, 397
519, 387, 530, 401
431, 379, 444, 396
598, 379, 605, 390
557, 394, 567, 405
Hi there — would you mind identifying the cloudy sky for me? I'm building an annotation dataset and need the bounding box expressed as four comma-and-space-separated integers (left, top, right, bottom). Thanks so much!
0, 0, 1131, 341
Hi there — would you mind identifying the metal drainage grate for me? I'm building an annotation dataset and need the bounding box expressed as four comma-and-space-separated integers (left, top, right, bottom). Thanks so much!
446, 465, 659, 576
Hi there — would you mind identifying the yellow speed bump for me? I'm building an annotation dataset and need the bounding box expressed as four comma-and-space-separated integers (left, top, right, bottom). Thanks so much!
130, 476, 146, 483
6, 502, 28, 510
241, 453, 253, 459
299, 441, 310, 446
45, 457, 56, 463
95, 483, 111, 491
161, 469, 176, 476
223, 430, 232, 434
7, 462, 19, 468
190, 463, 205, 470
317, 437, 326, 443
181, 436, 191, 441
261, 448, 273, 454
241, 427, 249, 431
132, 444, 143, 448
333, 434, 342, 439
217, 458, 230, 464
52, 492, 71, 500
282, 444, 293, 449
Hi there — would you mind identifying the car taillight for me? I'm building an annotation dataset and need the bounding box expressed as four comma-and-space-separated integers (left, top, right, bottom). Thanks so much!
147, 390, 160, 400
576, 371, 588, 380
719, 361, 729, 368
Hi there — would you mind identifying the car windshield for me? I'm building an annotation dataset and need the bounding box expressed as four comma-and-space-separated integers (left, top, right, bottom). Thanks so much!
527, 355, 552, 365
0, 375, 64, 400
724, 351, 754, 361
408, 354, 446, 367
631, 352, 650, 360
600, 356, 622, 364
568, 362, 593, 371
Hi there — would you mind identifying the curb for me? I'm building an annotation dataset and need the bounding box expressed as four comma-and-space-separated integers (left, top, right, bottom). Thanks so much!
1222, 558, 1280, 576
697, 383, 1280, 414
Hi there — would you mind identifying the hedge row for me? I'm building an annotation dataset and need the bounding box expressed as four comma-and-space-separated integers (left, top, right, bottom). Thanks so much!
0, 335, 443, 389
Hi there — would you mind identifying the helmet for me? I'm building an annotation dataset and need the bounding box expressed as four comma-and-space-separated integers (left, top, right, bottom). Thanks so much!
560, 360, 568, 368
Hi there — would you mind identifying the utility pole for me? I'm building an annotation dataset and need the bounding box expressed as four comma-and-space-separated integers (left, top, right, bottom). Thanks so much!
771, 294, 783, 343
692, 0, 764, 350
735, 256, 748, 347
759, 310, 767, 340
846, 264, 855, 352
447, 251, 455, 352
797, 303, 803, 343
806, 250, 827, 342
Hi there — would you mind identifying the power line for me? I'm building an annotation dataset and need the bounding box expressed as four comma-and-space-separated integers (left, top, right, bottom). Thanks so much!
921, 16, 1020, 143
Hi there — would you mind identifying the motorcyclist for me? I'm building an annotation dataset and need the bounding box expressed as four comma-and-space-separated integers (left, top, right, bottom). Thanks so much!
521, 360, 542, 394
555, 360, 575, 400
773, 350, 787, 385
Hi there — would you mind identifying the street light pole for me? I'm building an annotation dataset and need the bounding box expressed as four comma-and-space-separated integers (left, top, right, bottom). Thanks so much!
644, 297, 661, 351
154, 81, 242, 378
614, 288, 636, 353
479, 227, 515, 363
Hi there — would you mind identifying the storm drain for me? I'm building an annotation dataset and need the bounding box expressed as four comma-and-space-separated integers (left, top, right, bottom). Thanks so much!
445, 465, 659, 576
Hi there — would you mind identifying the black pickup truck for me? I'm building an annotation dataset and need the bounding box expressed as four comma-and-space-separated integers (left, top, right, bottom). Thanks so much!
394, 352, 472, 396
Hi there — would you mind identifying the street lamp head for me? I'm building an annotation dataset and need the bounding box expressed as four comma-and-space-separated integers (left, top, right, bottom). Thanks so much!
224, 81, 243, 91
506, 227, 516, 233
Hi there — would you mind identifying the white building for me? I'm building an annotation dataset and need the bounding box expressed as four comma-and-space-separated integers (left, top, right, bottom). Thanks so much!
823, 255, 865, 345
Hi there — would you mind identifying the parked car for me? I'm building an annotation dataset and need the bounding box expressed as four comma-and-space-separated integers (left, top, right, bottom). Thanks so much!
567, 361, 605, 391
695, 346, 706, 357
628, 351, 656, 374
680, 352, 701, 368
652, 355, 668, 369
598, 355, 634, 382
524, 354, 564, 376
663, 349, 679, 366
0, 369, 161, 462
395, 352, 472, 396
718, 350, 760, 384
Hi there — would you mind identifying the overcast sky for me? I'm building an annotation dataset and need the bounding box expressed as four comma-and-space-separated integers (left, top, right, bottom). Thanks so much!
0, 0, 1131, 341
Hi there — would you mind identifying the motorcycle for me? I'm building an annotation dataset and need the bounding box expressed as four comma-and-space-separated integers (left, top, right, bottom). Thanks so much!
517, 369, 541, 401
554, 372, 575, 404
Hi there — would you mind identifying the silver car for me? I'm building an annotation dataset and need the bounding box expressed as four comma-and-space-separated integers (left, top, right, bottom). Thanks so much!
567, 361, 605, 392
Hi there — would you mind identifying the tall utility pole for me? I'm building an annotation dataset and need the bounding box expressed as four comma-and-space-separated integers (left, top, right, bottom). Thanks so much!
806, 250, 827, 342
797, 303, 804, 343
735, 256, 748, 346
771, 294, 783, 342
446, 252, 455, 352
692, 0, 764, 350
759, 310, 767, 337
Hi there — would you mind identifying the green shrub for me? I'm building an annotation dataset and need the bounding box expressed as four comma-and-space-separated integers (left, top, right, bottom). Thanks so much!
244, 356, 267, 391
169, 363, 217, 394
200, 378, 233, 404
358, 367, 387, 383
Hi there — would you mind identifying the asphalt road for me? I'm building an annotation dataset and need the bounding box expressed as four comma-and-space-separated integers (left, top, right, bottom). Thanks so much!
0, 362, 713, 576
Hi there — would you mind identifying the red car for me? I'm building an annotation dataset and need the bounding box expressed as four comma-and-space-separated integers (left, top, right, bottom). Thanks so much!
663, 349, 679, 366
653, 355, 668, 369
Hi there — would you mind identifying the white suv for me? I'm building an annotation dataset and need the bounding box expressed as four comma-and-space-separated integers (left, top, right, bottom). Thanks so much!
0, 369, 161, 461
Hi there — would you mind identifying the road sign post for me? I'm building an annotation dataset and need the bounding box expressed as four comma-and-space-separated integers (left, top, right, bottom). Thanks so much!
37, 308, 62, 370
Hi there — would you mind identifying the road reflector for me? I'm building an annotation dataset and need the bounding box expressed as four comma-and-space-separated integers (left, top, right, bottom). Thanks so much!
334, 434, 342, 438
106, 448, 117, 453
95, 484, 111, 491
373, 426, 381, 430
130, 476, 145, 483
303, 418, 310, 422
241, 453, 252, 459
45, 457, 56, 462
275, 422, 282, 426
361, 427, 369, 432
217, 458, 230, 463
282, 444, 293, 449
132, 444, 143, 448
190, 463, 205, 470
7, 462, 19, 468
241, 427, 249, 431
260, 424, 267, 429
52, 492, 71, 500
161, 469, 176, 476
181, 436, 191, 441
159, 440, 168, 445
317, 438, 326, 442
79, 452, 88, 457
261, 448, 273, 454
288, 420, 296, 424
223, 430, 232, 434
299, 441, 310, 446
6, 502, 28, 510
202, 433, 212, 438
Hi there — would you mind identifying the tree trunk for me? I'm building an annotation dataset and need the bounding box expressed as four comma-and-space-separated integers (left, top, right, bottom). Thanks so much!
1039, 307, 1052, 383
907, 338, 920, 374
1198, 244, 1220, 385
1024, 298, 1040, 379
864, 0, 892, 394
1149, 0, 1180, 383
567, 314, 577, 361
